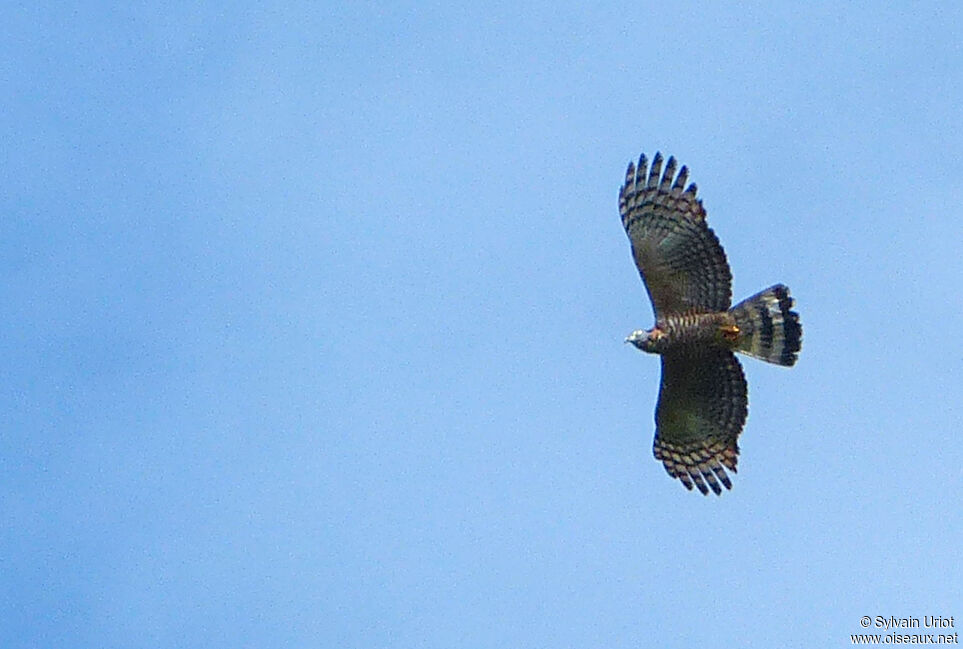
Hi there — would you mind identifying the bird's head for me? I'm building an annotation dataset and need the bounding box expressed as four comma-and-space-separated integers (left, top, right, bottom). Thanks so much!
625, 327, 664, 353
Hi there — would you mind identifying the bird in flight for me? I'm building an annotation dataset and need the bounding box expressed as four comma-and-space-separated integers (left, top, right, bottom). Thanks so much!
620, 152, 801, 495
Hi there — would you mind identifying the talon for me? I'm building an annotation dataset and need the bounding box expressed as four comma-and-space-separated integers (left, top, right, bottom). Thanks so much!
721, 324, 740, 343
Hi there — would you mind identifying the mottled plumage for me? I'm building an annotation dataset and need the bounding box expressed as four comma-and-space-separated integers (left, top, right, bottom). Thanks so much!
620, 152, 801, 495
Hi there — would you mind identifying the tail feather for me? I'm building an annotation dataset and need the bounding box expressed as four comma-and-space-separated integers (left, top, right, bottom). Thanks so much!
729, 284, 801, 366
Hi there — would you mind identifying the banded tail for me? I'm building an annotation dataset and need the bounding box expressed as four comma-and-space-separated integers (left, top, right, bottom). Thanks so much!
729, 284, 802, 366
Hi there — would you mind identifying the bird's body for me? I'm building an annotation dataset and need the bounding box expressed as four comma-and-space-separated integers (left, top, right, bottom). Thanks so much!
619, 152, 801, 495
628, 312, 733, 353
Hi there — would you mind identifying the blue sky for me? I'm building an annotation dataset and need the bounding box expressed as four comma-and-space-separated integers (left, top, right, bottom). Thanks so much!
3, 2, 962, 647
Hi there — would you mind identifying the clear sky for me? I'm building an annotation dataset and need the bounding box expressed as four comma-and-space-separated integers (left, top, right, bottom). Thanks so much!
3, 3, 962, 648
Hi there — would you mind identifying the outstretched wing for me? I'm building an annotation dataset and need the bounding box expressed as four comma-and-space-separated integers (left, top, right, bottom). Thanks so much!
619, 152, 732, 319
653, 347, 747, 495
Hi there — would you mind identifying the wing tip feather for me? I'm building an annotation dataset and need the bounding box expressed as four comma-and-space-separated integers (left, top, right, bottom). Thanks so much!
654, 434, 740, 497
619, 151, 703, 211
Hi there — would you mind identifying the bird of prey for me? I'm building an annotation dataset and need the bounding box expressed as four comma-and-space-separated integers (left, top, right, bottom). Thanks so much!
620, 152, 801, 495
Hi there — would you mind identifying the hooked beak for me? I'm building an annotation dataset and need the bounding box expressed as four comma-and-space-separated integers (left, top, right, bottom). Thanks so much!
625, 331, 645, 345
